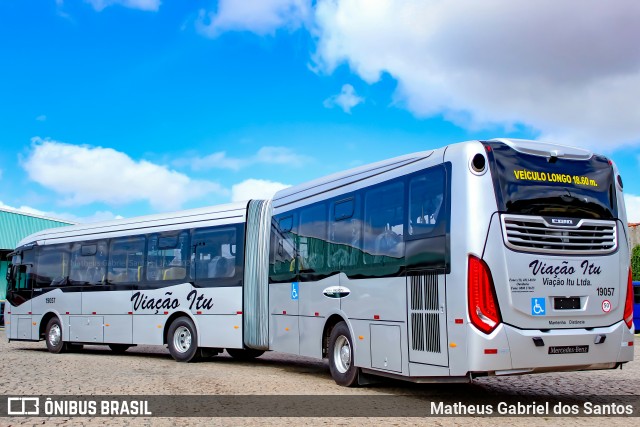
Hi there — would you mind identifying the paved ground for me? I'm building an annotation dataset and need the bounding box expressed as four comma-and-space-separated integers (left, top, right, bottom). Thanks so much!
1, 331, 637, 426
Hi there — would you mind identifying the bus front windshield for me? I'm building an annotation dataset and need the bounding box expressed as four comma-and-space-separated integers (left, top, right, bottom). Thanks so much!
484, 142, 617, 219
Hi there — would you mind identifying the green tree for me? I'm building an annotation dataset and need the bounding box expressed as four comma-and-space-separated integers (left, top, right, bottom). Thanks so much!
632, 245, 640, 281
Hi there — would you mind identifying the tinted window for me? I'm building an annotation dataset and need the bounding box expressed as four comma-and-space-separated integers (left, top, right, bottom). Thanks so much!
36, 245, 70, 287
298, 203, 328, 275
11, 249, 34, 291
363, 181, 404, 274
108, 236, 146, 284
328, 196, 362, 271
191, 226, 242, 286
485, 141, 617, 219
408, 167, 446, 237
70, 241, 108, 285
147, 231, 189, 282
334, 198, 354, 221
270, 214, 297, 283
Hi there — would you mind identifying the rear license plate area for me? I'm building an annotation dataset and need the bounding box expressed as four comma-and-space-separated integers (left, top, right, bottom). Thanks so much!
554, 297, 580, 310
548, 345, 589, 355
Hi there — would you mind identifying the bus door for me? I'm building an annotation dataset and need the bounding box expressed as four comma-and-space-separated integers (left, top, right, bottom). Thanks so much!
6, 248, 34, 339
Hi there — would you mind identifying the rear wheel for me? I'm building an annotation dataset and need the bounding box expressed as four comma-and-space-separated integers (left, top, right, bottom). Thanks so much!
45, 317, 66, 354
226, 348, 265, 360
109, 344, 132, 354
167, 317, 199, 362
328, 321, 358, 387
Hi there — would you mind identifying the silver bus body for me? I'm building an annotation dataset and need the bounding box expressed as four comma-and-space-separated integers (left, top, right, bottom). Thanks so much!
4, 139, 634, 385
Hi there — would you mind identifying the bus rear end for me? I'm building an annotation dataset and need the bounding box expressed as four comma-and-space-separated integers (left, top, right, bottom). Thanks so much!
465, 139, 634, 376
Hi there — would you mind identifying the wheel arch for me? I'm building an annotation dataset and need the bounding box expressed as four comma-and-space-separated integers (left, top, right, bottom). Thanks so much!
39, 311, 62, 341
322, 314, 349, 358
163, 311, 197, 345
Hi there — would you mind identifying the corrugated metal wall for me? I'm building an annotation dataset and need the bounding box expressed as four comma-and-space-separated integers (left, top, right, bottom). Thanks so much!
0, 208, 73, 302
0, 209, 73, 250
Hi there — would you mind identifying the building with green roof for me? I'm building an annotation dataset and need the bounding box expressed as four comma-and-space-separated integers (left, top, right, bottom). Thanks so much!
0, 207, 74, 304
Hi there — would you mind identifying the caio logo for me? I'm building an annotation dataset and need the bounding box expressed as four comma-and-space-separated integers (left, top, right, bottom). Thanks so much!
551, 218, 574, 225
7, 397, 40, 415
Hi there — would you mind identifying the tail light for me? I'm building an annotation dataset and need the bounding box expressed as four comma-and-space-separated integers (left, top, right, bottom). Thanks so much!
468, 255, 501, 334
623, 268, 634, 330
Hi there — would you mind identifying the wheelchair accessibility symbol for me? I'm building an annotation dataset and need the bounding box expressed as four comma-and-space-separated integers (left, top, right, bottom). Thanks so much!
531, 298, 546, 316
291, 282, 299, 300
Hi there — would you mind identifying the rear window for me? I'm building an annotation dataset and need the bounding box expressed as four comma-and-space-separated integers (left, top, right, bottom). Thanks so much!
484, 142, 617, 219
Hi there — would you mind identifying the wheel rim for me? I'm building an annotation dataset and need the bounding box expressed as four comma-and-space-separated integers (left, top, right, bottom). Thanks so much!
173, 326, 192, 353
49, 324, 61, 347
333, 335, 351, 373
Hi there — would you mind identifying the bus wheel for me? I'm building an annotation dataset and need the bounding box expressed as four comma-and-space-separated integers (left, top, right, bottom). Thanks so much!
226, 348, 265, 360
167, 317, 199, 362
328, 321, 358, 387
108, 344, 132, 354
45, 317, 66, 354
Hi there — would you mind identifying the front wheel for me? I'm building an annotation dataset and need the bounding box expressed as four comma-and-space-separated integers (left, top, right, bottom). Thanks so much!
45, 317, 66, 354
226, 348, 265, 360
167, 317, 199, 362
328, 321, 358, 387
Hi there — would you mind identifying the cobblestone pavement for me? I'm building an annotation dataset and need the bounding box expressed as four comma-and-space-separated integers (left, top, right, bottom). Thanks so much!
1, 331, 637, 426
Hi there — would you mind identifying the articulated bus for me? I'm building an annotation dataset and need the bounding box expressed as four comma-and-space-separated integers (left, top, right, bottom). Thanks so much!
4, 139, 635, 386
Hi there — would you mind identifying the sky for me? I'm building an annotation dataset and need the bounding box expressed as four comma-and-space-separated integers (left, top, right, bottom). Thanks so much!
0, 0, 639, 223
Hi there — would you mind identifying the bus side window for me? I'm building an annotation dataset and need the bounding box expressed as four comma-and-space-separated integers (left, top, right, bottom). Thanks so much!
35, 245, 70, 287
363, 181, 405, 269
328, 197, 362, 272
147, 231, 189, 282
70, 241, 108, 285
108, 236, 146, 284
270, 214, 297, 282
191, 226, 240, 286
298, 203, 328, 275
408, 166, 445, 237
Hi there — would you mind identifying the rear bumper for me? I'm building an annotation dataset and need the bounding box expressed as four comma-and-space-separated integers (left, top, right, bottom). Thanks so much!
467, 321, 634, 374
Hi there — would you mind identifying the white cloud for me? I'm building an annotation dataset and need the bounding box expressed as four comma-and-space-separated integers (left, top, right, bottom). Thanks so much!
0, 201, 50, 218
625, 194, 640, 223
197, 0, 311, 37
231, 179, 290, 202
312, 0, 640, 150
85, 0, 160, 12
23, 138, 227, 211
323, 84, 364, 113
176, 146, 310, 171
0, 200, 123, 224
36, 115, 47, 121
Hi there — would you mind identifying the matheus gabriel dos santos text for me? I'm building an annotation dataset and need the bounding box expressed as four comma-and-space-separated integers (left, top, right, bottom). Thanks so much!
431, 401, 634, 415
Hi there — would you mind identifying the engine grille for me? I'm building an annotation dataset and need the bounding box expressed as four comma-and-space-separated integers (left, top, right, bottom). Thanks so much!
409, 272, 441, 353
501, 215, 617, 255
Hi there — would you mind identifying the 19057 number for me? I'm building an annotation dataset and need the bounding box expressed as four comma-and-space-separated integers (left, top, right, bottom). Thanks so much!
596, 287, 614, 297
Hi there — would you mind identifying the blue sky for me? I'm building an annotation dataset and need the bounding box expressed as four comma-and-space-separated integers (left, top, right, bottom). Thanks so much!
1, 0, 639, 223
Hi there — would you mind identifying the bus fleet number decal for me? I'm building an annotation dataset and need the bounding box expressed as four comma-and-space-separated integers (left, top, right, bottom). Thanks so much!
596, 287, 614, 296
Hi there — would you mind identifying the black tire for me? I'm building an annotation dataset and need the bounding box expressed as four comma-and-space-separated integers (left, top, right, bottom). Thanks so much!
45, 317, 67, 354
328, 321, 358, 387
226, 348, 265, 360
167, 317, 199, 362
108, 344, 132, 354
